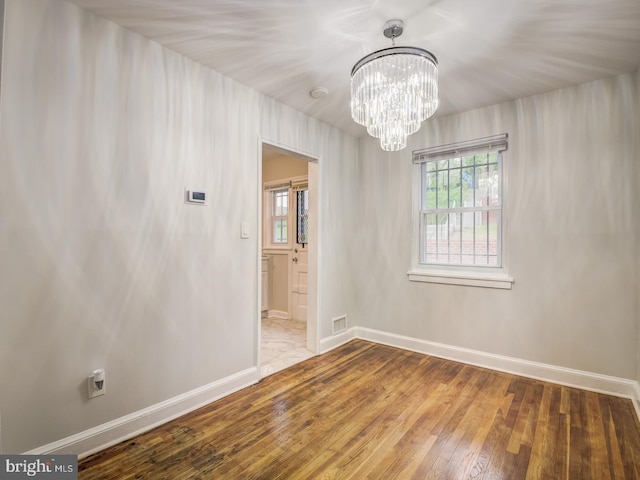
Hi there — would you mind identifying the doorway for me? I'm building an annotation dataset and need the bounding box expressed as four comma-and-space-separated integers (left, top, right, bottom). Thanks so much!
259, 141, 318, 376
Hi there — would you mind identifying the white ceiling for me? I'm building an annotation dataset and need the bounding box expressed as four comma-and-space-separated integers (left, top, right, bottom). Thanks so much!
69, 0, 640, 138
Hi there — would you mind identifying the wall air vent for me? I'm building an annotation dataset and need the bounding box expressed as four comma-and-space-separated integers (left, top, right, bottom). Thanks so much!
332, 315, 347, 334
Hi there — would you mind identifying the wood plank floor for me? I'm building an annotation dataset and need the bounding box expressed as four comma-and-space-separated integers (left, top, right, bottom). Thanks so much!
78, 340, 640, 479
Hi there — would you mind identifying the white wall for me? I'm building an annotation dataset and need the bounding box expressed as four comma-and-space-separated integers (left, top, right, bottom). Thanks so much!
354, 73, 639, 380
0, 0, 358, 453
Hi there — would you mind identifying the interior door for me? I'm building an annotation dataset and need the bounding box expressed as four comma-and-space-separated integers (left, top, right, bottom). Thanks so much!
291, 188, 308, 322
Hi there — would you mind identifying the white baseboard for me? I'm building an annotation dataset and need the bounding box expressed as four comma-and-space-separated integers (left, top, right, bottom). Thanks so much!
352, 327, 640, 415
25, 367, 260, 459
319, 328, 356, 353
267, 310, 289, 320
632, 382, 640, 421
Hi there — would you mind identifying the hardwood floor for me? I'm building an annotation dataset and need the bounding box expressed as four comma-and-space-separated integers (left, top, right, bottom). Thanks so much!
78, 340, 640, 479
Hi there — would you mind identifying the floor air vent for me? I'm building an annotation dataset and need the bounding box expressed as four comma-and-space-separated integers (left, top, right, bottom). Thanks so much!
332, 315, 347, 334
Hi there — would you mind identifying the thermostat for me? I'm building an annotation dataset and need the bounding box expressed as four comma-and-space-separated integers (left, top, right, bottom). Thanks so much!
186, 188, 207, 205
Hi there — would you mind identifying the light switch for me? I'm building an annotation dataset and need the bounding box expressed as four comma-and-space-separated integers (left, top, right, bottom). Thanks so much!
241, 222, 249, 239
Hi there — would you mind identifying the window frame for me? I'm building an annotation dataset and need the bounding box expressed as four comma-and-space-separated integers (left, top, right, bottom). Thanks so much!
408, 134, 514, 289
271, 188, 289, 245
263, 183, 292, 250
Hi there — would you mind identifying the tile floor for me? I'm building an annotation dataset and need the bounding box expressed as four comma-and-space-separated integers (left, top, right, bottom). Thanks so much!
261, 317, 314, 376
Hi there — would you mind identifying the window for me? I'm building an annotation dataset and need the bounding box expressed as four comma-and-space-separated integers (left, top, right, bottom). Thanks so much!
271, 188, 288, 244
263, 177, 307, 250
422, 152, 502, 266
409, 134, 513, 289
296, 189, 309, 245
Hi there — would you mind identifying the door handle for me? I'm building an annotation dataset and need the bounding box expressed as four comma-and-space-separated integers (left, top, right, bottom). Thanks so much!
292, 257, 298, 264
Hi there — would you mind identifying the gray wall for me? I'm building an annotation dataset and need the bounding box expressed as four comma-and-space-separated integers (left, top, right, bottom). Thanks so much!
0, 0, 357, 453
0, 0, 4, 93
637, 68, 640, 385
353, 72, 639, 380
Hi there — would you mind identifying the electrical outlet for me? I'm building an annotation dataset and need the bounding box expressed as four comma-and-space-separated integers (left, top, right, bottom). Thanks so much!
88, 370, 106, 399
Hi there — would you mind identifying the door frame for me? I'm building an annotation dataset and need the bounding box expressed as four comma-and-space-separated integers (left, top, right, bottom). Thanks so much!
256, 137, 320, 374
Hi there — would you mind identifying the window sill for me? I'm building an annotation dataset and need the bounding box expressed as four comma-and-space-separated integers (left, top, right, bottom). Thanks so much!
407, 269, 514, 289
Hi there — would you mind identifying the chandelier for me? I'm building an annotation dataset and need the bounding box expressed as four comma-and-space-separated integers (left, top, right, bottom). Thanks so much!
350, 20, 439, 151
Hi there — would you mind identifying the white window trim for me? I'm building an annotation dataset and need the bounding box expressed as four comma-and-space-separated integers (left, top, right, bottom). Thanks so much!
263, 183, 292, 250
408, 134, 514, 289
272, 188, 289, 245
407, 269, 514, 289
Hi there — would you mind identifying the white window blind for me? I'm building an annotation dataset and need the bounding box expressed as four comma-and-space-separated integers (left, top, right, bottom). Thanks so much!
413, 134, 508, 164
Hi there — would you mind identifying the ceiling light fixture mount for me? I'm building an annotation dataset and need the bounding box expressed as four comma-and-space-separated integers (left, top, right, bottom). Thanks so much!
350, 19, 439, 151
383, 19, 404, 42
